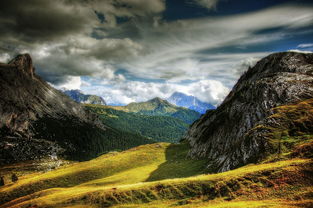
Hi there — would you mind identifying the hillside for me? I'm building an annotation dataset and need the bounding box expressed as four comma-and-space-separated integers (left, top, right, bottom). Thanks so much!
109, 97, 200, 124
0, 119, 312, 208
0, 54, 153, 164
86, 105, 189, 143
0, 52, 313, 208
63, 90, 107, 105
167, 92, 215, 114
185, 52, 313, 172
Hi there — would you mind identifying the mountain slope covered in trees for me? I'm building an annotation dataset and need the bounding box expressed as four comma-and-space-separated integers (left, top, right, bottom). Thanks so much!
1, 52, 312, 208
86, 104, 190, 143
107, 97, 201, 124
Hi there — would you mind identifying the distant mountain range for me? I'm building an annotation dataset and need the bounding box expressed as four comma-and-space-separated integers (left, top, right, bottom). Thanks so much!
63, 89, 106, 105
167, 92, 215, 114
109, 97, 201, 124
86, 97, 201, 143
1, 52, 313, 208
62, 90, 213, 114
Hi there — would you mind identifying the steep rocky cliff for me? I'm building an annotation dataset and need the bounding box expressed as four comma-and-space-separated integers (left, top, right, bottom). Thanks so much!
0, 54, 151, 164
185, 52, 313, 172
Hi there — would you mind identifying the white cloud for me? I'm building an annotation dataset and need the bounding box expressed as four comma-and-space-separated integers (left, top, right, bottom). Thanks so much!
191, 0, 220, 10
235, 57, 260, 76
53, 76, 82, 90
0, 53, 10, 62
288, 49, 313, 54
2, 2, 313, 106
115, 5, 313, 82
82, 79, 230, 106
186, 80, 229, 105
3, 3, 312, 86
297, 43, 313, 48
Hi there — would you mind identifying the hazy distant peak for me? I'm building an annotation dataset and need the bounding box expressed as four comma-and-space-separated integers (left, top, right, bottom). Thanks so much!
167, 91, 215, 114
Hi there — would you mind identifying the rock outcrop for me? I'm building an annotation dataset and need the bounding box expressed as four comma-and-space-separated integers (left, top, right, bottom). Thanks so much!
0, 54, 148, 164
185, 52, 313, 172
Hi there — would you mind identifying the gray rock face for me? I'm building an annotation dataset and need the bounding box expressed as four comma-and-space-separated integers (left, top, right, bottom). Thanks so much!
0, 54, 108, 164
0, 54, 103, 135
185, 52, 313, 172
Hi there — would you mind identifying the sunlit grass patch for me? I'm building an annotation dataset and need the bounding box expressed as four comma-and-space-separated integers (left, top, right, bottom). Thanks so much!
1, 157, 311, 208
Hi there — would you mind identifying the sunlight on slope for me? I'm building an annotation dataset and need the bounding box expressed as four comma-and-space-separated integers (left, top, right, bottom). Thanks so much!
0, 143, 313, 208
112, 199, 313, 208
0, 143, 207, 206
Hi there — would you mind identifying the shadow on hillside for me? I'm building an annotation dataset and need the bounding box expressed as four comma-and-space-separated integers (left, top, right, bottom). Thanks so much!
146, 143, 207, 182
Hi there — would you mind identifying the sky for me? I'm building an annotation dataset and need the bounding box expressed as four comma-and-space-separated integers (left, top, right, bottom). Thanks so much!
0, 0, 313, 106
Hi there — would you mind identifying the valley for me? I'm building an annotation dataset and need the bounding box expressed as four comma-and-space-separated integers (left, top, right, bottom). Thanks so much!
0, 52, 313, 208
85, 98, 201, 143
1, 0, 313, 207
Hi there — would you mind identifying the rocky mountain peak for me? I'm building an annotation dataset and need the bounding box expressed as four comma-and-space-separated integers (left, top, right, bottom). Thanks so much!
167, 92, 215, 114
7, 54, 35, 78
0, 54, 112, 164
185, 52, 313, 172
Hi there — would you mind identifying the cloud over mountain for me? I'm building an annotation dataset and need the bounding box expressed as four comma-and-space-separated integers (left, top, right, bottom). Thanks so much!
1, 0, 312, 105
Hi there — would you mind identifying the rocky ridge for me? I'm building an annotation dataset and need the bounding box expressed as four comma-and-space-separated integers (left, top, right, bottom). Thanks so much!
185, 52, 313, 172
0, 54, 149, 164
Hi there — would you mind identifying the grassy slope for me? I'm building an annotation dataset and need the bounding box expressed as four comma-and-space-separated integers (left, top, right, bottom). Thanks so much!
250, 98, 313, 162
1, 99, 313, 208
85, 105, 190, 143
0, 143, 207, 206
0, 142, 312, 208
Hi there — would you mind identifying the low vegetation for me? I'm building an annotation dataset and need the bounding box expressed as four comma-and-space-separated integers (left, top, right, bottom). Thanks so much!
32, 116, 155, 160
249, 98, 313, 162
86, 105, 191, 143
1, 100, 312, 208
0, 140, 312, 208
100, 97, 201, 124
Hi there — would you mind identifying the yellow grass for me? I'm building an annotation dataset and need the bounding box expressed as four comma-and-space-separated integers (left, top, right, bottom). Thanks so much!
112, 199, 313, 208
1, 142, 312, 208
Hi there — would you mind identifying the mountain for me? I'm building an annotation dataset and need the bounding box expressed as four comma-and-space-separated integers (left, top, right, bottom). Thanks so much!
63, 89, 106, 105
1, 52, 312, 208
86, 104, 190, 143
109, 97, 201, 124
0, 54, 153, 164
167, 92, 215, 114
185, 52, 313, 172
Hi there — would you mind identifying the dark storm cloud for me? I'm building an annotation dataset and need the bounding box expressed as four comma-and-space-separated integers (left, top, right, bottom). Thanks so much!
0, 0, 165, 43
0, 0, 165, 83
0, 0, 95, 42
0, 0, 313, 106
